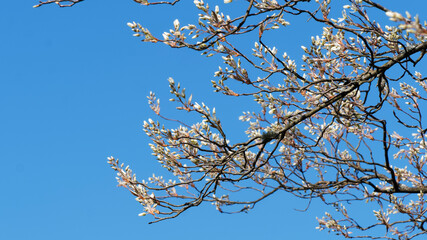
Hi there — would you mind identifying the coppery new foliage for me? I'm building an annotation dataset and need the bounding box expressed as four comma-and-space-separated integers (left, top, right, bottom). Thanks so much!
37, 0, 427, 239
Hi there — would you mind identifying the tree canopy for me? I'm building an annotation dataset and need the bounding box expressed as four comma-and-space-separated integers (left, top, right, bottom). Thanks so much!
36, 0, 427, 239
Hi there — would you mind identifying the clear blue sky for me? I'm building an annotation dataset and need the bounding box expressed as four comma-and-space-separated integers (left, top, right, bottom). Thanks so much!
1, 1, 426, 240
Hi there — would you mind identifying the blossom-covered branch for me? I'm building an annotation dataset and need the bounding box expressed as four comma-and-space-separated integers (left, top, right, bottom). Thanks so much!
37, 0, 427, 239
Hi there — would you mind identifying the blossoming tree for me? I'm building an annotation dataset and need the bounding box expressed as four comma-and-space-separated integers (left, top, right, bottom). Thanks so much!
35, 0, 427, 239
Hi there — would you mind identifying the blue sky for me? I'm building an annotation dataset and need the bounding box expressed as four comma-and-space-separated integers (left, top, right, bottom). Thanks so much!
1, 1, 426, 240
